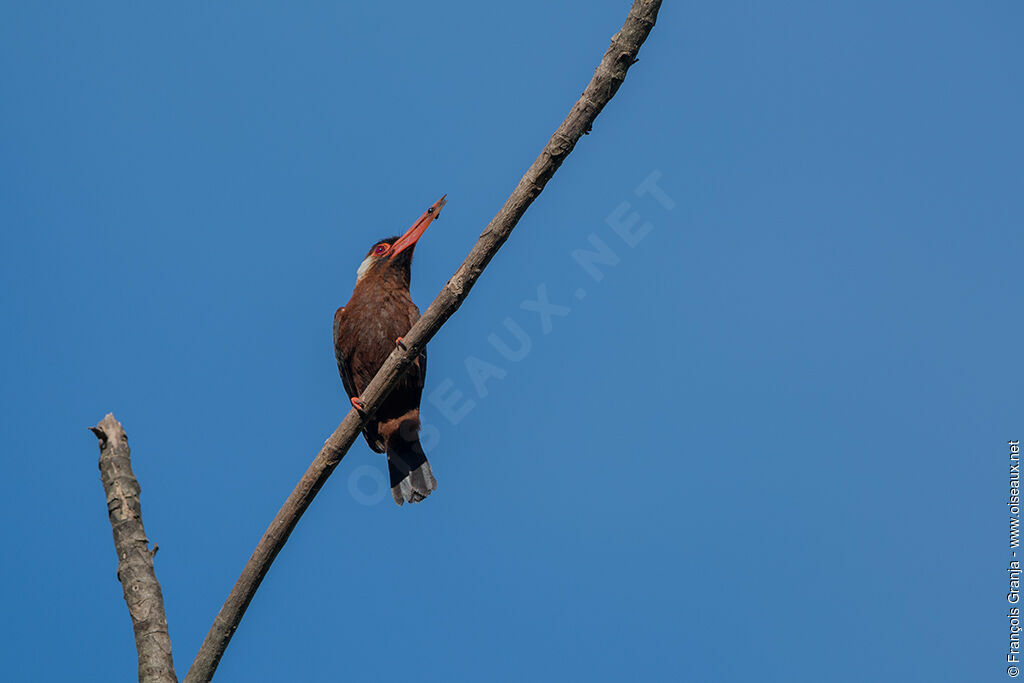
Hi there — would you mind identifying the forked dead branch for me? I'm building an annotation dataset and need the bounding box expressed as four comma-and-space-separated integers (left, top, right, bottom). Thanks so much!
90, 2, 664, 681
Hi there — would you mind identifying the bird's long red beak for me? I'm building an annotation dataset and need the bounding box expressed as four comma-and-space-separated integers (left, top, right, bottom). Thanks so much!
390, 195, 447, 259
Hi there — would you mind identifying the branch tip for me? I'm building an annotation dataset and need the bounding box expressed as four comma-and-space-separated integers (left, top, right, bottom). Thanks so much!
92, 413, 177, 682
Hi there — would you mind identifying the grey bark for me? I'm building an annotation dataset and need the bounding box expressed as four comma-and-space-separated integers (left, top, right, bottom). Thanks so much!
183, 3, 663, 681
91, 413, 177, 683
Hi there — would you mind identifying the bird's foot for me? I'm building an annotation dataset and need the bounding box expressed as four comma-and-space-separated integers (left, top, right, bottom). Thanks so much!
395, 337, 407, 350
350, 397, 365, 412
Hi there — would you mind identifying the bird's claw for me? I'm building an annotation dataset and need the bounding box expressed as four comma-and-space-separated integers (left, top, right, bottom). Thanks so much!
395, 337, 407, 350
350, 397, 365, 412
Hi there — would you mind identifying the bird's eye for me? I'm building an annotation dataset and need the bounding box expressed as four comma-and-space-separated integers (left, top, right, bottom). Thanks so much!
375, 243, 389, 255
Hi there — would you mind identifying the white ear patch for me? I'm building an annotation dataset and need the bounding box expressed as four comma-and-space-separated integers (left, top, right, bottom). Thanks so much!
356, 255, 374, 282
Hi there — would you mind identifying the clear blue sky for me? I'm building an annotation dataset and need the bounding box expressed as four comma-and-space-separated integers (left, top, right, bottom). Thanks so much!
1, 2, 1020, 681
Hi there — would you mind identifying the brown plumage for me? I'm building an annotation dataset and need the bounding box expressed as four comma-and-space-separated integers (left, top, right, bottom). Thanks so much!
333, 196, 445, 505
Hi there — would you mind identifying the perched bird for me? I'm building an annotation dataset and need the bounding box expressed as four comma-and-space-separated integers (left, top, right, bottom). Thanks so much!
333, 196, 446, 505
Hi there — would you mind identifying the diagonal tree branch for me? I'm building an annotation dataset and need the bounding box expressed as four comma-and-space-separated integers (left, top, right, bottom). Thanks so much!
91, 413, 177, 683
183, 2, 663, 681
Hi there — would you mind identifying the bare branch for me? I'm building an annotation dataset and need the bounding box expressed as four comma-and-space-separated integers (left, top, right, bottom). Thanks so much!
92, 413, 177, 683
184, 2, 663, 681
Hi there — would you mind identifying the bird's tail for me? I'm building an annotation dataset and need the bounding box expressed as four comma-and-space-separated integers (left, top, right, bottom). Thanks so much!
384, 417, 437, 506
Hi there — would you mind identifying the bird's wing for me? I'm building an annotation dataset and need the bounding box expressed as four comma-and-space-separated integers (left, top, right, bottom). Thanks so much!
333, 307, 359, 401
335, 306, 385, 452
